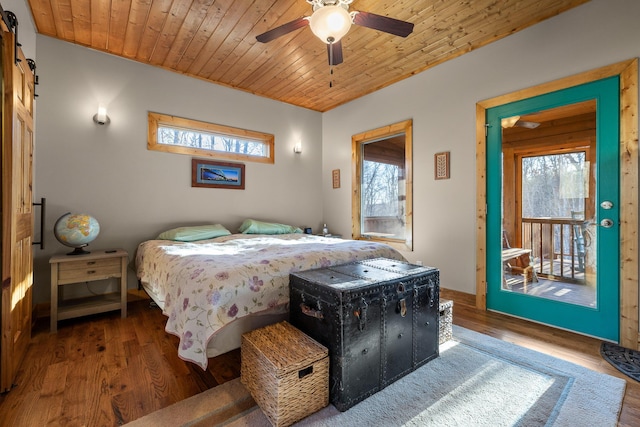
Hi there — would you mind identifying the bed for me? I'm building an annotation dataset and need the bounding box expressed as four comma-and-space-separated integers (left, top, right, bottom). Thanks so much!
135, 232, 406, 369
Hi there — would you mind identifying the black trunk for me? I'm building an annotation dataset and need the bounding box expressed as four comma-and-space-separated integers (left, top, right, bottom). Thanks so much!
289, 258, 439, 411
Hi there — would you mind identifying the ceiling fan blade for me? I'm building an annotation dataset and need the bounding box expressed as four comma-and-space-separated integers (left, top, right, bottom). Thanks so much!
352, 11, 414, 37
516, 120, 541, 129
256, 17, 309, 43
327, 40, 343, 66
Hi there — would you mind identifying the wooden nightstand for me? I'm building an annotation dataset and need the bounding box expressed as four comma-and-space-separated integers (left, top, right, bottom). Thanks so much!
50, 249, 128, 332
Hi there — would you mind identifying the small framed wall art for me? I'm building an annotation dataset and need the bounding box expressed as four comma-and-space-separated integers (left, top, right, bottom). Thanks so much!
332, 169, 341, 188
434, 151, 450, 180
192, 158, 245, 189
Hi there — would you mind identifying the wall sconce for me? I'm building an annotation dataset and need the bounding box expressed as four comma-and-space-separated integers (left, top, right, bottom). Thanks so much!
93, 105, 110, 125
293, 141, 302, 154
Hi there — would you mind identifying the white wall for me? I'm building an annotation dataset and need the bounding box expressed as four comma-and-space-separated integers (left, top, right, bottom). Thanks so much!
322, 0, 640, 295
33, 37, 323, 303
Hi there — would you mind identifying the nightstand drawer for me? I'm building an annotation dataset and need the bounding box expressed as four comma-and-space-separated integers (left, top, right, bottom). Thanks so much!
57, 258, 121, 283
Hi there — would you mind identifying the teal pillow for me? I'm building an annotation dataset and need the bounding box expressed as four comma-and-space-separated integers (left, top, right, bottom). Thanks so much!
157, 224, 231, 241
239, 219, 302, 235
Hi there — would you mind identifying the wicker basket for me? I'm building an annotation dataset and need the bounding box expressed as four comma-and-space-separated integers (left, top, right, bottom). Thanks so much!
439, 299, 454, 344
241, 321, 329, 427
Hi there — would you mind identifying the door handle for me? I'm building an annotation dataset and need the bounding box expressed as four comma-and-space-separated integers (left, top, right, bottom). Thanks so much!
600, 201, 614, 209
32, 197, 46, 249
600, 219, 614, 228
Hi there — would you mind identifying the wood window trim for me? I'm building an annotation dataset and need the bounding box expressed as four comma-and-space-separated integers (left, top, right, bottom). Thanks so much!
475, 59, 639, 350
352, 119, 413, 252
147, 112, 275, 164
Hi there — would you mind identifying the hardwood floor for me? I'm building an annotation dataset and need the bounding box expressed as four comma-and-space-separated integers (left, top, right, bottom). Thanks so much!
1, 289, 638, 426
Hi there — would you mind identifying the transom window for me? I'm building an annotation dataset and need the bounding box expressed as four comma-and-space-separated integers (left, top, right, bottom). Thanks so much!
148, 112, 274, 164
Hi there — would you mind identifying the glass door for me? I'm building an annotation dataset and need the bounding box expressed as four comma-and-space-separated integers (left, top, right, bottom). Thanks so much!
486, 77, 620, 341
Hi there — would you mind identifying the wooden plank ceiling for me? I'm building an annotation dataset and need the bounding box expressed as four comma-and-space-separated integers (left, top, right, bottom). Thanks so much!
26, 0, 590, 112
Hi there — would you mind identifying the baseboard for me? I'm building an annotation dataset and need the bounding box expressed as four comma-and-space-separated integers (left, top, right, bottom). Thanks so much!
34, 302, 50, 321
440, 287, 476, 307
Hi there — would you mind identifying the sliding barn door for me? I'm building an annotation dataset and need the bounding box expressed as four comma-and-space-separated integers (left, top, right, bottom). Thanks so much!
1, 27, 35, 392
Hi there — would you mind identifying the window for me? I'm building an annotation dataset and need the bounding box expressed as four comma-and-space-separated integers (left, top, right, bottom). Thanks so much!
521, 151, 588, 218
352, 119, 413, 251
147, 112, 274, 164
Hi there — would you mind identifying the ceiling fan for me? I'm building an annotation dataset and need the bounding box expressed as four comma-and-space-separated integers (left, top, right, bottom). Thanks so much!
255, 0, 414, 67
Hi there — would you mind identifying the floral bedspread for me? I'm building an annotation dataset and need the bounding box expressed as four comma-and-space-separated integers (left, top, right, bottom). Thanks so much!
135, 233, 406, 369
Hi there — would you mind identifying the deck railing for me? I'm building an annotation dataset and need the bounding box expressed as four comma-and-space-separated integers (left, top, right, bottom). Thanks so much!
520, 217, 587, 283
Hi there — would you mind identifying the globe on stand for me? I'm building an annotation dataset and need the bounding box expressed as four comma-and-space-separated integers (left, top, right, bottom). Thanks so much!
54, 212, 100, 255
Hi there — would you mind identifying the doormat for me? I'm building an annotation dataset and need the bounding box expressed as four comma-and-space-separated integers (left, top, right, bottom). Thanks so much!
601, 341, 640, 382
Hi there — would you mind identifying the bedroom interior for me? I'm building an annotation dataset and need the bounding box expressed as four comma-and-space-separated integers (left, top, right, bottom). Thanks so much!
1, 0, 640, 426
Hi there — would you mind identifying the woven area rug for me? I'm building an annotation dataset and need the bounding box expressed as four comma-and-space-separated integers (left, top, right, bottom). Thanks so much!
126, 326, 625, 427
601, 341, 640, 382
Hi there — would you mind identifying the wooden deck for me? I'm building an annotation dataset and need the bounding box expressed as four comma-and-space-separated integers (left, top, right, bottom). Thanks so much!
505, 258, 594, 307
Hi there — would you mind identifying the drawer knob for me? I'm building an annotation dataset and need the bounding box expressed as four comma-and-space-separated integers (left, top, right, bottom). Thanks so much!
87, 270, 96, 274
87, 261, 96, 265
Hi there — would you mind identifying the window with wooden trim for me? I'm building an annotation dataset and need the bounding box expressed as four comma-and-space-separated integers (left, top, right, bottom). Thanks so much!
352, 119, 413, 251
147, 112, 274, 164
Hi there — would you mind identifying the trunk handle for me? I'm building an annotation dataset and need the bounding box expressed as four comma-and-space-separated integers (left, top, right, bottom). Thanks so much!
300, 303, 324, 319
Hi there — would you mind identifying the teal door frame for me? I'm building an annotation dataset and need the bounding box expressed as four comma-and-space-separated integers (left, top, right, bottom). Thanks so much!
486, 76, 620, 341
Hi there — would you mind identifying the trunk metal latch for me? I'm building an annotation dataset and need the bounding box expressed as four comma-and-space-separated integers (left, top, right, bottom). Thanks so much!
396, 282, 408, 317
354, 298, 368, 331
397, 298, 407, 317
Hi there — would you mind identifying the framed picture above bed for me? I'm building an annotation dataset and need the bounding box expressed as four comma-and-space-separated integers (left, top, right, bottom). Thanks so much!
192, 158, 245, 189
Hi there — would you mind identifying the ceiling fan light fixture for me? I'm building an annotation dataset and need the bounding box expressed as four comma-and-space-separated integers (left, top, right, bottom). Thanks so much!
501, 116, 520, 128
309, 5, 352, 43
